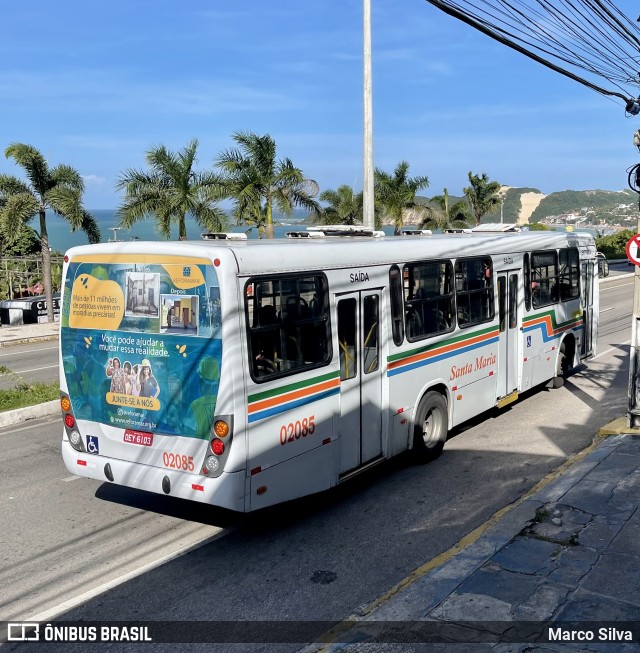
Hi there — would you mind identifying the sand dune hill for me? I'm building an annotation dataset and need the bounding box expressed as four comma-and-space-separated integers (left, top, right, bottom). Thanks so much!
518, 191, 546, 224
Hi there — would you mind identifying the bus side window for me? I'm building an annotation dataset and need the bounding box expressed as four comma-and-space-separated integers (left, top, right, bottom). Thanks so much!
524, 253, 531, 311
246, 274, 331, 382
455, 257, 494, 328
559, 247, 580, 301
389, 265, 404, 345
531, 250, 558, 308
403, 260, 454, 341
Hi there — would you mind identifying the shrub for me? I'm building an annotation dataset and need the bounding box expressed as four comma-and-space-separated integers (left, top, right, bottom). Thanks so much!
596, 229, 634, 259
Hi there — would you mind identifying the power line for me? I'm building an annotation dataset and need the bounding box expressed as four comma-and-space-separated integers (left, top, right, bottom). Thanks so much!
424, 0, 640, 108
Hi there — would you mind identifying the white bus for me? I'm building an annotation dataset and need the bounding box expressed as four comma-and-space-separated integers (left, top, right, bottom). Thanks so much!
59, 228, 598, 511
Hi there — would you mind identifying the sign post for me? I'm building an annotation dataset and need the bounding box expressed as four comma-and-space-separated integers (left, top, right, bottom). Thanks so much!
626, 235, 640, 427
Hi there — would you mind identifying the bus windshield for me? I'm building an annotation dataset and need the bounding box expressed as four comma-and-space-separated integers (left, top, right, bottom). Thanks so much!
60, 256, 222, 440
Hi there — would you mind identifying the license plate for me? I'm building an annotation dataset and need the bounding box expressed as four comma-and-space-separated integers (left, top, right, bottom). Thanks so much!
123, 429, 154, 446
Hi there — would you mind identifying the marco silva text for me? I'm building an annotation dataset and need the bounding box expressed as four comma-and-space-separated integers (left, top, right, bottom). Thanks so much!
549, 626, 634, 643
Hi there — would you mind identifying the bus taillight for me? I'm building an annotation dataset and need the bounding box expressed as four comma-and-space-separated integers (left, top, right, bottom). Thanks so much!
212, 439, 225, 456
61, 392, 84, 452
213, 420, 229, 438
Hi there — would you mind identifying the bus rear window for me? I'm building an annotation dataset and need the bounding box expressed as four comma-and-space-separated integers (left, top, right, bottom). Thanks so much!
246, 273, 331, 381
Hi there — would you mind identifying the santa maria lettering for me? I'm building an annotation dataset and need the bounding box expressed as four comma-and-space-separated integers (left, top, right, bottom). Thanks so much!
450, 354, 497, 381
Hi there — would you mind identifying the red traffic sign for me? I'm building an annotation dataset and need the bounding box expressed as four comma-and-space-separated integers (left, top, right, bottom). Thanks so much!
626, 234, 640, 266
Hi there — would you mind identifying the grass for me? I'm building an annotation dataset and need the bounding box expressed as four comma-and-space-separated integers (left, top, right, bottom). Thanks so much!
0, 364, 58, 412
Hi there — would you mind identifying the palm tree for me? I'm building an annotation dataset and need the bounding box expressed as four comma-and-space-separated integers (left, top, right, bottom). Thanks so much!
216, 131, 321, 239
463, 172, 501, 226
317, 185, 363, 225
0, 144, 100, 322
374, 161, 430, 235
421, 187, 471, 230
116, 139, 226, 240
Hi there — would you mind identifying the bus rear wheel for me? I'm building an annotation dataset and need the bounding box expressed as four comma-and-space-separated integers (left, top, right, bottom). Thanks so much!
413, 391, 448, 463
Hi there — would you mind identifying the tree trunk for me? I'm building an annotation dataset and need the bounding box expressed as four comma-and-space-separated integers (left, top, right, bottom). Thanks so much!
39, 208, 54, 323
179, 213, 187, 240
394, 210, 402, 235
265, 201, 274, 239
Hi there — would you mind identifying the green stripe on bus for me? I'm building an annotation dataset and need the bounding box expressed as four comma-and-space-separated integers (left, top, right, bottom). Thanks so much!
524, 309, 582, 328
387, 324, 498, 363
248, 370, 340, 403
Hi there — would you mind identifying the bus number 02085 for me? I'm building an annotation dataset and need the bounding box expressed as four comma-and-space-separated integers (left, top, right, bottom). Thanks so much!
280, 416, 315, 445
163, 451, 195, 471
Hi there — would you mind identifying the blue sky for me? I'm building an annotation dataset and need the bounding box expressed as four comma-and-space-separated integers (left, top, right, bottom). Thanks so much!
1, 0, 638, 209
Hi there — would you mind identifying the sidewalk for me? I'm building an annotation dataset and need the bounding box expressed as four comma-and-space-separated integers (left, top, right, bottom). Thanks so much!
307, 429, 640, 652
0, 320, 60, 347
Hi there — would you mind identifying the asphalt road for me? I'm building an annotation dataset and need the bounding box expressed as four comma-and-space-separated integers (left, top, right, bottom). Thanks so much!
0, 342, 59, 390
0, 277, 633, 653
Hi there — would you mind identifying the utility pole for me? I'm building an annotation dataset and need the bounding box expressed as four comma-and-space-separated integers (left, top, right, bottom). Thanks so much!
363, 0, 375, 230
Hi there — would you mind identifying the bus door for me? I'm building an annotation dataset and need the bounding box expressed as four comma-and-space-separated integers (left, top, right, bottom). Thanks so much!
497, 272, 519, 398
580, 260, 595, 356
336, 289, 383, 474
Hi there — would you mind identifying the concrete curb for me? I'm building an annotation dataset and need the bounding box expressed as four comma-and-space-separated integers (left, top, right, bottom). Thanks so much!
0, 399, 59, 428
0, 334, 59, 348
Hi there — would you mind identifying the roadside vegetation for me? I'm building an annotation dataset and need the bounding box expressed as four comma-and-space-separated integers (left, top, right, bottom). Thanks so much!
595, 229, 634, 258
0, 365, 58, 412
1, 132, 506, 319
0, 144, 100, 323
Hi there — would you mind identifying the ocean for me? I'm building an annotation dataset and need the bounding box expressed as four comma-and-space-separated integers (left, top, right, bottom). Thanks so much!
42, 209, 320, 252
42, 210, 593, 252
43, 210, 402, 252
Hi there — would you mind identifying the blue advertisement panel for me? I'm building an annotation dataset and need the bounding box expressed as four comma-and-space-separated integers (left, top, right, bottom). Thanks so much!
60, 256, 222, 440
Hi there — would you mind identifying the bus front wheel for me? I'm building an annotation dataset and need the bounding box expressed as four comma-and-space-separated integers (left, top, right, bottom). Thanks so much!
413, 391, 448, 463
552, 339, 573, 389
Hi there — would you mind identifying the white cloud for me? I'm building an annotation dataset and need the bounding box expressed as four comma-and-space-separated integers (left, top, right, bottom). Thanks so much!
81, 174, 107, 185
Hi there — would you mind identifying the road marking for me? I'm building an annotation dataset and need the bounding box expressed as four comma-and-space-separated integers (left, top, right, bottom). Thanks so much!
592, 339, 631, 361
6, 364, 58, 374
0, 345, 58, 357
601, 282, 633, 291
62, 476, 80, 482
599, 307, 614, 313
23, 527, 232, 624
1, 364, 58, 376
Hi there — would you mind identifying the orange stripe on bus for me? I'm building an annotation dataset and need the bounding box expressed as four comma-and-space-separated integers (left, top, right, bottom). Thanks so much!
388, 330, 498, 370
248, 377, 340, 413
526, 315, 582, 337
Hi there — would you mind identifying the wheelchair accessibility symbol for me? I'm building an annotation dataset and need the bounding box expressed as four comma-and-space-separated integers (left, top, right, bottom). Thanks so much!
86, 435, 99, 454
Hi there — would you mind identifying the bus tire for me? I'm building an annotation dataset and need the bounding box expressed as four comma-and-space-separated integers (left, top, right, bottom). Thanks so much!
552, 339, 571, 389
413, 391, 448, 463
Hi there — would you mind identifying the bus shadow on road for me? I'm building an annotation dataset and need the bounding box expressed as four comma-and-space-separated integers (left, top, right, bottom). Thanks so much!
94, 483, 244, 529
